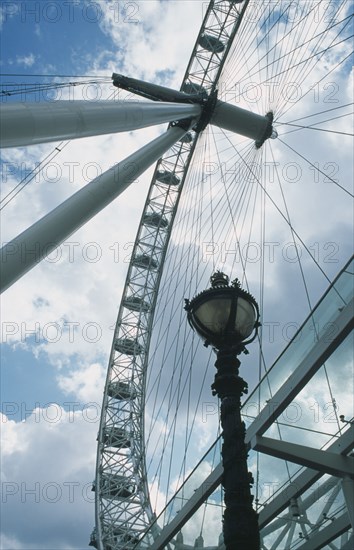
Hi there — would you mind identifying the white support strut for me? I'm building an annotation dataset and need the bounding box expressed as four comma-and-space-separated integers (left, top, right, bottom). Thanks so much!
211, 100, 271, 142
252, 435, 354, 479
0, 125, 188, 293
0, 100, 201, 148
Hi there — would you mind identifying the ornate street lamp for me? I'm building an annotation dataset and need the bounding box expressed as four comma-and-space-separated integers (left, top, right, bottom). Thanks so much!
185, 271, 261, 550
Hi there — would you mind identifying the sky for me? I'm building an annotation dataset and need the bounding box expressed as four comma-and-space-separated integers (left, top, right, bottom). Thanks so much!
0, 1, 353, 549
0, 2, 203, 549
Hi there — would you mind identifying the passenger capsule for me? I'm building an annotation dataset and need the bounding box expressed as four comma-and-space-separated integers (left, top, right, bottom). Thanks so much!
107, 381, 136, 400
198, 34, 225, 53
179, 132, 193, 143
89, 529, 98, 548
113, 528, 139, 544
156, 170, 180, 186
143, 212, 169, 229
102, 427, 130, 449
133, 254, 158, 270
123, 295, 150, 312
101, 475, 136, 500
114, 338, 144, 355
182, 82, 208, 96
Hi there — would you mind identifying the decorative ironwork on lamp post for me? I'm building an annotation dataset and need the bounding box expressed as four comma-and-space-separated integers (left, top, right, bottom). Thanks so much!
185, 271, 261, 550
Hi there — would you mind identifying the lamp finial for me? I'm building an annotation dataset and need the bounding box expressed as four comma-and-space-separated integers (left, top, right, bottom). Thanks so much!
210, 271, 229, 288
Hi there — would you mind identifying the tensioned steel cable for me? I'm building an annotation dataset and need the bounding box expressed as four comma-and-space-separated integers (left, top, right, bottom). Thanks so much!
113, 2, 352, 543
0, 79, 110, 97
280, 102, 354, 124
236, 2, 348, 86
144, 138, 210, 504
277, 120, 353, 137
278, 137, 353, 197
142, 127, 266, 516
0, 141, 70, 210
145, 135, 270, 508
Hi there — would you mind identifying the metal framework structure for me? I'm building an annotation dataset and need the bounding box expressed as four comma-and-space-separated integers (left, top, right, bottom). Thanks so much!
144, 257, 353, 547
93, 2, 264, 548
1, 1, 353, 549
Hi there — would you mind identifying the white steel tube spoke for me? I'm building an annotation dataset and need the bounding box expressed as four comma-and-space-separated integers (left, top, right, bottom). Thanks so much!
0, 100, 201, 148
0, 125, 188, 293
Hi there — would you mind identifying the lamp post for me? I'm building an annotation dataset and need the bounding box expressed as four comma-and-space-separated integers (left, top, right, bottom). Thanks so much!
185, 271, 261, 550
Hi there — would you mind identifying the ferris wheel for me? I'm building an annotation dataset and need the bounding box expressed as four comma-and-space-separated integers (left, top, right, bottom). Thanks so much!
87, 1, 352, 548
1, 1, 353, 549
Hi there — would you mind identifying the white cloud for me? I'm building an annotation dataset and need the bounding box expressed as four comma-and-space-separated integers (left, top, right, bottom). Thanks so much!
57, 362, 106, 403
16, 53, 36, 67
0, 414, 29, 457
0, 3, 18, 31
1, 128, 159, 364
0, 533, 27, 550
1, 406, 98, 548
1, 4, 199, 545
1, 1, 352, 548
97, 0, 202, 82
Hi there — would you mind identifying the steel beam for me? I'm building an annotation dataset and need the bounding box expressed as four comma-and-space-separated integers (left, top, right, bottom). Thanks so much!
341, 535, 354, 549
143, 304, 353, 547
341, 478, 354, 528
246, 298, 354, 441
148, 466, 222, 550
261, 479, 339, 537
294, 512, 350, 550
0, 125, 188, 293
269, 522, 291, 550
258, 426, 354, 529
252, 435, 354, 478
0, 100, 201, 148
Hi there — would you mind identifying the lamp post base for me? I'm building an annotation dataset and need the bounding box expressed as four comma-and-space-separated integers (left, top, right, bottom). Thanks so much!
212, 349, 260, 550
